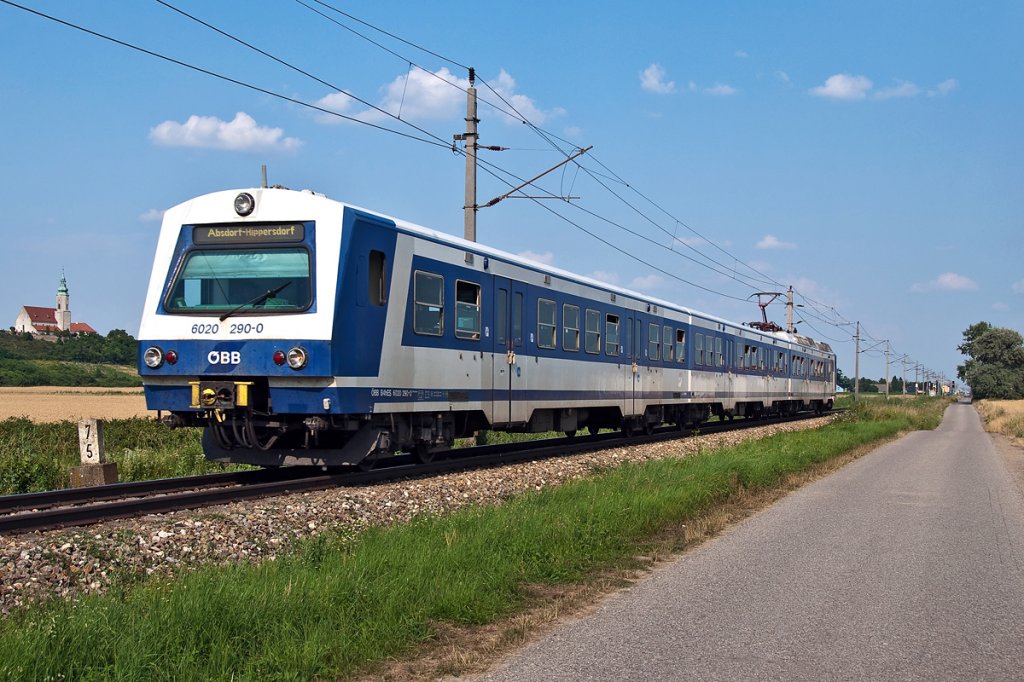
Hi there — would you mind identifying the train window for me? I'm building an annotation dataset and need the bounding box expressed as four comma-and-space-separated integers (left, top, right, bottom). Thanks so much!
675, 329, 686, 363
585, 309, 600, 354
663, 325, 674, 362
716, 338, 723, 367
648, 323, 660, 361
777, 352, 786, 373
413, 271, 443, 336
605, 314, 620, 355
496, 289, 507, 345
695, 334, 704, 365
563, 304, 580, 352
538, 298, 556, 349
512, 292, 524, 346
166, 247, 311, 314
455, 280, 481, 340
369, 250, 387, 306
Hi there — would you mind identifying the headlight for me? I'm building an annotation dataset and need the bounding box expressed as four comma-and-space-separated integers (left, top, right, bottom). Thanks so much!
144, 346, 164, 368
234, 192, 255, 216
286, 346, 308, 370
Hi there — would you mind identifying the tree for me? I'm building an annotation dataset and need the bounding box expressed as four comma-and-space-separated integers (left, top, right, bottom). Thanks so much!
857, 378, 879, 393
836, 368, 854, 391
889, 376, 904, 393
957, 321, 993, 359
957, 323, 1024, 399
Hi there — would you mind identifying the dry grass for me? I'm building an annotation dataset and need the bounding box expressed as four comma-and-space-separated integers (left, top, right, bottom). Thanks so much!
976, 399, 1024, 447
0, 386, 153, 422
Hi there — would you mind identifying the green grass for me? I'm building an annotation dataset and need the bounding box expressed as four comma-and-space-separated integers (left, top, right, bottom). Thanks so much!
0, 398, 947, 680
0, 418, 246, 494
0, 359, 141, 387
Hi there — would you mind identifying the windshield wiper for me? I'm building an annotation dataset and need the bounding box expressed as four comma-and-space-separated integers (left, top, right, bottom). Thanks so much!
219, 281, 292, 321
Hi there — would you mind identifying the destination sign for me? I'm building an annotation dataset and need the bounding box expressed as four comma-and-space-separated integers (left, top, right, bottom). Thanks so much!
193, 223, 305, 245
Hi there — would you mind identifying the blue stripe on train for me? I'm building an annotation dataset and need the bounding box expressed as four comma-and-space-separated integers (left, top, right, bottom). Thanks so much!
144, 383, 832, 415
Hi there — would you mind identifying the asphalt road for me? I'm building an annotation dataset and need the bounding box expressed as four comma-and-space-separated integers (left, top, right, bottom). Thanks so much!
477, 403, 1024, 681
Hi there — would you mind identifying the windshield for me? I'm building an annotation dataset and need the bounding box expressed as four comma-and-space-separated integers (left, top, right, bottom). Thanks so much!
165, 247, 311, 314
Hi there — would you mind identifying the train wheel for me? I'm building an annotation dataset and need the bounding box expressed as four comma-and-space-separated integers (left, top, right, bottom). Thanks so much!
414, 443, 435, 464
357, 454, 378, 472
564, 429, 577, 438
588, 424, 600, 436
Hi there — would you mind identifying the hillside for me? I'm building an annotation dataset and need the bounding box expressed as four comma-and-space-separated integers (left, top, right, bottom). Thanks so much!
0, 330, 140, 387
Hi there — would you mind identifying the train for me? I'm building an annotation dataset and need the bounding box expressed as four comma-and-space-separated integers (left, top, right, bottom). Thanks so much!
138, 187, 836, 467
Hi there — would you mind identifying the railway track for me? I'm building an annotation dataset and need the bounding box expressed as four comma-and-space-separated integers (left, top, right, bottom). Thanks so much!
0, 412, 832, 535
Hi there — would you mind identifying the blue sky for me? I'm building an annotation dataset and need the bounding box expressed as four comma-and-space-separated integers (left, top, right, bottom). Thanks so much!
1, 1, 1021, 386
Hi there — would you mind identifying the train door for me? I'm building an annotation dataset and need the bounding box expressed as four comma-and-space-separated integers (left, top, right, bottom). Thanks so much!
726, 338, 734, 406
491, 277, 527, 426
626, 312, 643, 417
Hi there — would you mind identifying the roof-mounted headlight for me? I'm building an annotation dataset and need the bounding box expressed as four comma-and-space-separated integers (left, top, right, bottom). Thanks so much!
234, 192, 255, 216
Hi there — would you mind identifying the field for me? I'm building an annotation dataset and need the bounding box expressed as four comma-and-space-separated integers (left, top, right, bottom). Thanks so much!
975, 399, 1024, 446
0, 386, 154, 422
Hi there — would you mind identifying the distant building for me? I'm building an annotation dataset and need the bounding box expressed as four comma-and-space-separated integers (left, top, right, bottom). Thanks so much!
14, 273, 96, 335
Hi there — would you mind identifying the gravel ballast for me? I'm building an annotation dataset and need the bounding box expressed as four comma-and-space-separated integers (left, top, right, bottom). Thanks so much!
0, 417, 836, 616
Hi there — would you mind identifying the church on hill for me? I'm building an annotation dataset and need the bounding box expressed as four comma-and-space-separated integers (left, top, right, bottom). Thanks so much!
14, 273, 96, 335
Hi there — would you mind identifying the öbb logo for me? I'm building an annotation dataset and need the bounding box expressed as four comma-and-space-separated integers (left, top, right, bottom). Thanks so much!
208, 351, 241, 365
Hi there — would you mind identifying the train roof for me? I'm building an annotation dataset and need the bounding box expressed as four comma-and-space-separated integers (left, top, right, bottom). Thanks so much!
172, 187, 834, 356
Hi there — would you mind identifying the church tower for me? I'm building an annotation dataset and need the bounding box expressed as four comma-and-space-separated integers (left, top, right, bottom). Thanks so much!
55, 271, 71, 332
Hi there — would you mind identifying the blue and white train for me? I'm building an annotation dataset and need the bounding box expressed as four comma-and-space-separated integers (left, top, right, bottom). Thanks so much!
138, 187, 835, 467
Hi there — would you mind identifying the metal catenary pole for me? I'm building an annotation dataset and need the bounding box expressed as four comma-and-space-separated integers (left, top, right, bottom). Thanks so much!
463, 67, 478, 258
854, 321, 860, 401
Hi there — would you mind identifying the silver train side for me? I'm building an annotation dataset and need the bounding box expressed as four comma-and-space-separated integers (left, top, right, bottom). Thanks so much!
138, 188, 836, 467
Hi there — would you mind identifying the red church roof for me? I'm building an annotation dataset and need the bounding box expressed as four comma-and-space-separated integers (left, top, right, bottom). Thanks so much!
23, 306, 58, 325
20, 306, 96, 334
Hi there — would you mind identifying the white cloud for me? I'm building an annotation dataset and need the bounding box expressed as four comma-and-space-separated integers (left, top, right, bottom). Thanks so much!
705, 83, 738, 96
494, 70, 566, 124
640, 63, 676, 94
316, 67, 563, 126
629, 274, 665, 291
139, 208, 164, 222
928, 78, 959, 97
992, 302, 1009, 311
688, 81, 698, 92
517, 250, 555, 266
587, 270, 621, 286
809, 73, 873, 100
756, 234, 797, 250
735, 50, 750, 59
317, 67, 464, 124
775, 70, 791, 84
314, 91, 358, 121
674, 236, 707, 248
910, 272, 978, 293
1012, 279, 1024, 294
149, 112, 301, 152
875, 80, 921, 100
564, 125, 582, 138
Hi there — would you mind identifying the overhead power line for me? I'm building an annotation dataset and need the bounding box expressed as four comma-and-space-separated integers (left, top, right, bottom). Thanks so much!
0, 0, 449, 149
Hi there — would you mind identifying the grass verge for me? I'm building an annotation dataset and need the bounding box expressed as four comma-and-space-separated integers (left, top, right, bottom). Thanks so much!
0, 418, 245, 494
0, 399, 948, 680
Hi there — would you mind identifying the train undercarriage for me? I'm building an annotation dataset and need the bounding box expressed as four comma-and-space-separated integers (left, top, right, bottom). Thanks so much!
161, 377, 832, 468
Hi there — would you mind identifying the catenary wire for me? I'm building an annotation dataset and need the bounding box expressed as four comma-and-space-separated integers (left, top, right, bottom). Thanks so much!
0, 0, 450, 150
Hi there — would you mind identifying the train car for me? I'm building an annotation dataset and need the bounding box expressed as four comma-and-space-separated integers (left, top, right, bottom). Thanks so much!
138, 187, 835, 467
